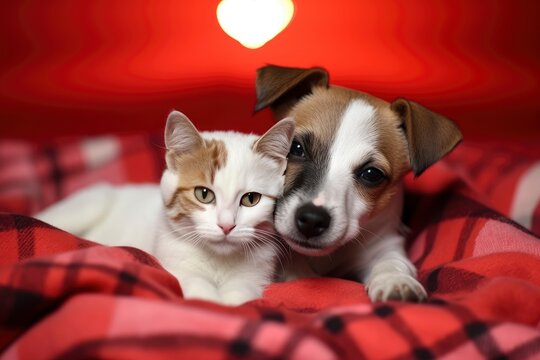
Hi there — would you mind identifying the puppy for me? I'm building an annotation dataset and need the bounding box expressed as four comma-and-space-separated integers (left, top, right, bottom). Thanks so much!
255, 65, 462, 301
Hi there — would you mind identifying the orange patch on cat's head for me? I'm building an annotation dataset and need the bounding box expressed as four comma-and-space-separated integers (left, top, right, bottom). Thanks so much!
166, 138, 228, 217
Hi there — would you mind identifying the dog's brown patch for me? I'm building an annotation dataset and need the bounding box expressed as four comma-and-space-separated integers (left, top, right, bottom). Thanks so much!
166, 138, 227, 219
284, 85, 412, 217
291, 86, 356, 140
361, 105, 410, 215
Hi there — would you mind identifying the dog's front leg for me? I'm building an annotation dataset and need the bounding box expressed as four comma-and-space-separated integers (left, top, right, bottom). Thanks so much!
362, 233, 427, 302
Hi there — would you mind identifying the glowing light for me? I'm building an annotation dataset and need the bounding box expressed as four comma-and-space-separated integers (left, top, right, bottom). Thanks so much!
217, 0, 294, 49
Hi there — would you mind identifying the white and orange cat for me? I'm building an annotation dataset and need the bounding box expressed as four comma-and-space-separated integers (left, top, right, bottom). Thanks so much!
37, 111, 295, 305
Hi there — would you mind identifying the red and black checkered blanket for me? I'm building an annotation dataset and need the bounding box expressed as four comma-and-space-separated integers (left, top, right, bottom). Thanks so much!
1, 135, 540, 359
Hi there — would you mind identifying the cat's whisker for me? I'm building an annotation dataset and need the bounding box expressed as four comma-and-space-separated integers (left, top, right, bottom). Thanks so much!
252, 230, 290, 255
243, 241, 256, 264
256, 237, 287, 271
240, 242, 248, 259
252, 228, 282, 238
162, 229, 195, 239
254, 232, 288, 247
178, 232, 203, 246
254, 233, 284, 249
162, 227, 198, 239
233, 230, 285, 253
251, 234, 290, 266
173, 229, 198, 237
250, 228, 283, 240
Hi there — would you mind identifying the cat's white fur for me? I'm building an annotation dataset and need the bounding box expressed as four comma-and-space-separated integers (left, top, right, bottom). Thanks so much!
36, 111, 295, 305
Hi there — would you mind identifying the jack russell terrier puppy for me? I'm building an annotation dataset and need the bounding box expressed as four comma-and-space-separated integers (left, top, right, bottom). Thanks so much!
255, 65, 462, 301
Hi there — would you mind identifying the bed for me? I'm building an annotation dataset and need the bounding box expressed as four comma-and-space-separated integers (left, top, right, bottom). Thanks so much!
1, 135, 539, 359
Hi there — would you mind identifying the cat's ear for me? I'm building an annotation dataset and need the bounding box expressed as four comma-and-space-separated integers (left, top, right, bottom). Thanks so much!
165, 110, 204, 170
165, 110, 203, 152
254, 118, 295, 164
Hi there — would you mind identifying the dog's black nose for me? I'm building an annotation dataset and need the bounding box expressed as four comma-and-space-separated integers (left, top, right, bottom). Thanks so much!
295, 204, 331, 238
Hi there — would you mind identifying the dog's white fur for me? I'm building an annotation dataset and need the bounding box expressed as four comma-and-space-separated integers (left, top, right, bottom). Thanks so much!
276, 100, 426, 301
276, 101, 378, 253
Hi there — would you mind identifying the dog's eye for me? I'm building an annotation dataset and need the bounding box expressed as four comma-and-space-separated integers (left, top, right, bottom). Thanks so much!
356, 167, 386, 186
289, 140, 305, 158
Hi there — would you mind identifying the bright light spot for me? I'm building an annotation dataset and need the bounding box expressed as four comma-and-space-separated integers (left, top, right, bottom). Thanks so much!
217, 0, 294, 49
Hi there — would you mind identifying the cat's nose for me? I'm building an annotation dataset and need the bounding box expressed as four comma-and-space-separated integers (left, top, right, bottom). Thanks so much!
219, 223, 236, 235
295, 203, 331, 238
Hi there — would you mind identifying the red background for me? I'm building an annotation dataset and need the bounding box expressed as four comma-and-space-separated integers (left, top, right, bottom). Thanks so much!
1, 0, 539, 141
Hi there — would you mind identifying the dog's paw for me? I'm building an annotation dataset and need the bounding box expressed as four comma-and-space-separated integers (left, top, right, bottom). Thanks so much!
367, 273, 427, 302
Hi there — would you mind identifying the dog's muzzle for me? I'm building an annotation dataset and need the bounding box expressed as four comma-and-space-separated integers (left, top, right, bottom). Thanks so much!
294, 203, 331, 238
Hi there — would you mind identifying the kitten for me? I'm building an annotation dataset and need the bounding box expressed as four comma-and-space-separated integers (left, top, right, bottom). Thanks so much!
36, 111, 295, 305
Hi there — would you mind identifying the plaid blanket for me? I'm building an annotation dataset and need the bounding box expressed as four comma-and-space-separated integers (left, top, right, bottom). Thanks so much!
1, 135, 540, 359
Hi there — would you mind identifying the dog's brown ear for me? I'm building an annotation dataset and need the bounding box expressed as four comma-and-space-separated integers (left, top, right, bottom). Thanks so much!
391, 98, 462, 176
255, 65, 329, 119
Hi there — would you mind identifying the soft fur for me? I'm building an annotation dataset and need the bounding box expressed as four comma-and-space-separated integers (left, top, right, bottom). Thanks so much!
255, 65, 463, 301
37, 111, 295, 305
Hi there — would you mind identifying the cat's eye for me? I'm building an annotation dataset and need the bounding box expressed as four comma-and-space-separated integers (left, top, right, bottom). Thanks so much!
194, 187, 215, 204
240, 192, 262, 207
288, 140, 305, 158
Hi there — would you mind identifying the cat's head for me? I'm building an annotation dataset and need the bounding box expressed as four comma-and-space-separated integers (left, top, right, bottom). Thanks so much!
161, 110, 294, 255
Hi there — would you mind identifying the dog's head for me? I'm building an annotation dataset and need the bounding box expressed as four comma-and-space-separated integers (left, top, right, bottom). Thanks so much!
255, 65, 462, 256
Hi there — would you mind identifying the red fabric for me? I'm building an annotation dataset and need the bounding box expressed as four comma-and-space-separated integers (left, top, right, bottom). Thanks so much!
1, 136, 540, 359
